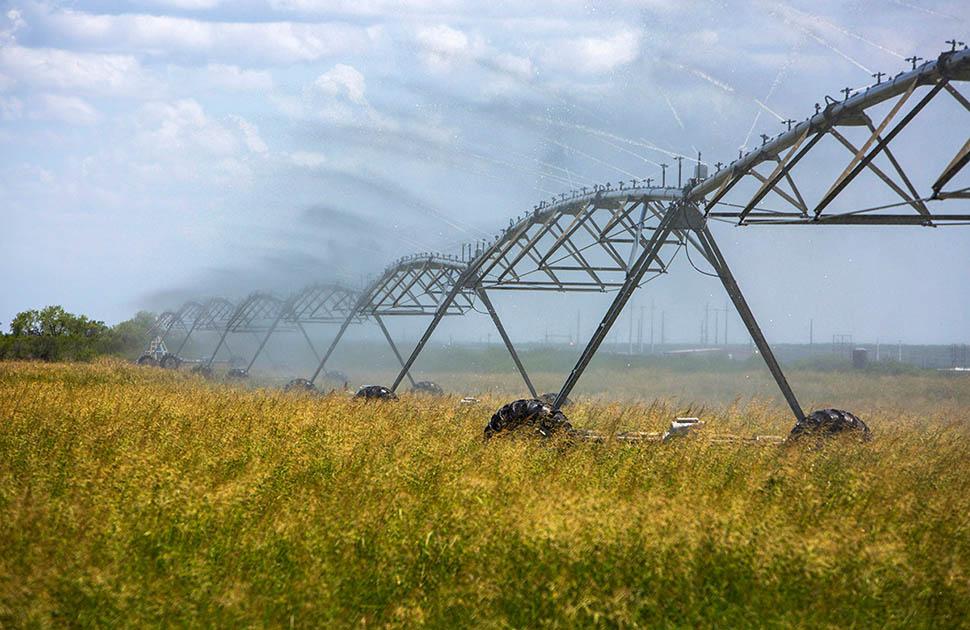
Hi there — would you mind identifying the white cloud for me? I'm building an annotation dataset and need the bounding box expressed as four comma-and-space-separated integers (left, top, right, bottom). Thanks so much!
150, 0, 225, 9
301, 63, 394, 127
2, 8, 26, 44
541, 30, 641, 74
0, 45, 150, 95
137, 99, 238, 156
414, 24, 481, 71
33, 94, 100, 125
313, 64, 368, 105
269, 0, 461, 16
288, 150, 327, 168
491, 52, 534, 80
229, 115, 269, 154
416, 24, 472, 56
202, 64, 274, 91
37, 7, 380, 64
414, 23, 533, 80
0, 95, 23, 121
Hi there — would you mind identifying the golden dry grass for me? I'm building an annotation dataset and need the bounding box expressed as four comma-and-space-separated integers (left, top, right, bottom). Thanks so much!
1, 360, 968, 627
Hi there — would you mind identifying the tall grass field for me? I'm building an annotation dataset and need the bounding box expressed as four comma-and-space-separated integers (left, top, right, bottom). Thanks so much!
1, 360, 968, 627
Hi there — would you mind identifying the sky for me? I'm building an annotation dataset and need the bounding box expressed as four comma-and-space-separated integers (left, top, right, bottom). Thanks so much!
1, 0, 968, 346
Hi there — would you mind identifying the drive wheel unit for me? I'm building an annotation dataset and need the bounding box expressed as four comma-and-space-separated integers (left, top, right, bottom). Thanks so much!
789, 408, 871, 442
485, 399, 572, 439
283, 378, 317, 393
410, 381, 444, 396
355, 385, 398, 401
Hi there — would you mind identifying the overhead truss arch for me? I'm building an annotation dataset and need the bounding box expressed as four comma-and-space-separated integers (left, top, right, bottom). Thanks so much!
148, 47, 969, 422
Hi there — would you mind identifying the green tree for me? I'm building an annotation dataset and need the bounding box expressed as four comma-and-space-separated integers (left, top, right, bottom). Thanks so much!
109, 311, 157, 356
3, 306, 157, 361
9, 310, 40, 336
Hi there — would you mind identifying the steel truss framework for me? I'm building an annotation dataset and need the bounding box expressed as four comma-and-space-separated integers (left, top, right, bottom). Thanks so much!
148, 300, 204, 342
151, 48, 969, 421
305, 254, 542, 392
364, 47, 969, 420
196, 284, 372, 373
168, 298, 237, 360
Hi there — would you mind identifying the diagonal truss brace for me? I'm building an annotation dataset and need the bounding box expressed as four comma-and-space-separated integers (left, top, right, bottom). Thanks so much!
933, 138, 970, 198
813, 80, 947, 217
374, 315, 417, 387
552, 204, 679, 409
552, 203, 805, 423
691, 224, 805, 421
476, 287, 538, 398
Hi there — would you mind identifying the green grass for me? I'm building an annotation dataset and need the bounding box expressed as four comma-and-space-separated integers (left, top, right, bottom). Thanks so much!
1, 360, 968, 627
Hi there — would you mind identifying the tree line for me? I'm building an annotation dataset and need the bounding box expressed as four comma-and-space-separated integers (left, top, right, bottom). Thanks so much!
0, 305, 155, 361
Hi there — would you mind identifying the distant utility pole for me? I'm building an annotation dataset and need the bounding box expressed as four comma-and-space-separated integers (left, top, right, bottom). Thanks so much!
628, 302, 634, 355
637, 306, 644, 354
704, 302, 710, 344
724, 299, 729, 345
650, 300, 656, 354
898, 340, 902, 362
810, 319, 814, 346
576, 310, 580, 346
661, 310, 666, 346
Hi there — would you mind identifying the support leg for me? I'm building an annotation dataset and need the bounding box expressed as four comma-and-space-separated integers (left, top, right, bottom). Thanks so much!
174, 321, 199, 357
693, 225, 805, 422
309, 309, 359, 385
554, 207, 678, 409
254, 332, 277, 367
246, 312, 285, 372
157, 317, 179, 345
375, 315, 417, 387
297, 322, 321, 363
390, 278, 471, 392
476, 288, 537, 398
206, 325, 234, 368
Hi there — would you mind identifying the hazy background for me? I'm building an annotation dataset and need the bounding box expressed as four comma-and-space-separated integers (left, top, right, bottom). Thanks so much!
2, 0, 968, 346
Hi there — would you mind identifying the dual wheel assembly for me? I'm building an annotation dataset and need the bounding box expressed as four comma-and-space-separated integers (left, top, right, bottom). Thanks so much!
351, 381, 444, 400
483, 400, 870, 443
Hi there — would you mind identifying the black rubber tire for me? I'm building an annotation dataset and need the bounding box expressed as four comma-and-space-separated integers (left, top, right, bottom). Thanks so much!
410, 381, 444, 396
539, 392, 571, 407
788, 408, 871, 441
485, 399, 572, 439
136, 354, 158, 367
226, 368, 249, 379
159, 353, 181, 369
354, 385, 398, 400
283, 378, 317, 393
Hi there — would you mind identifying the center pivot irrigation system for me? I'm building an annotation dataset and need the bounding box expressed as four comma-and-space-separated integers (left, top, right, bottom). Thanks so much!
145, 46, 970, 432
